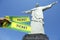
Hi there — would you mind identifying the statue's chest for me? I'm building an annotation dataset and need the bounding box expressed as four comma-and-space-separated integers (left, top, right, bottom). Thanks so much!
33, 10, 43, 15
32, 7, 43, 16
34, 7, 43, 13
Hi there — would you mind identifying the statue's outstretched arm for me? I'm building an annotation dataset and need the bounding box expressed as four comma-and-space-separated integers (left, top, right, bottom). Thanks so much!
42, 1, 58, 10
22, 8, 36, 14
22, 10, 32, 14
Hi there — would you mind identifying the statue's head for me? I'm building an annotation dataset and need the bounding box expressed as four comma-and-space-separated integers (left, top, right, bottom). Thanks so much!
35, 3, 40, 7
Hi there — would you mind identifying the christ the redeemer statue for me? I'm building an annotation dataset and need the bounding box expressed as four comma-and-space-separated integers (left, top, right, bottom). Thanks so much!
23, 1, 57, 34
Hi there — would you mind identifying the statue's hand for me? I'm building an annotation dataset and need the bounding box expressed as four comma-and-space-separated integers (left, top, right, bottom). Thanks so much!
52, 1, 58, 5
22, 11, 26, 13
22, 11, 28, 13
22, 10, 31, 13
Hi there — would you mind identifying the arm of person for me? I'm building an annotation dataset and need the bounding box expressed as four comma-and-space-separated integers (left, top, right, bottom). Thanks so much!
42, 1, 58, 10
22, 10, 32, 14
22, 8, 36, 14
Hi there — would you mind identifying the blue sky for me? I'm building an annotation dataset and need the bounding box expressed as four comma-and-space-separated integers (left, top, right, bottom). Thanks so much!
0, 0, 60, 40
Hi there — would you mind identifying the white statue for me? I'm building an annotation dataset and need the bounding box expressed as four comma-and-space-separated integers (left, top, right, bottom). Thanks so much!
23, 1, 57, 34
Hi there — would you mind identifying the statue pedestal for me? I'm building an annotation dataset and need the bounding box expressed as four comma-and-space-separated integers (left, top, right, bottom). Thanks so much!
23, 34, 49, 40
